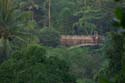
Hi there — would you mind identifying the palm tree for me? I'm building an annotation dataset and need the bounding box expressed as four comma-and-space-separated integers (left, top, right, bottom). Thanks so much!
0, 0, 34, 62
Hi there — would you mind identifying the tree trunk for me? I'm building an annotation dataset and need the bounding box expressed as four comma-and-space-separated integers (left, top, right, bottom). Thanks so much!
48, 0, 51, 28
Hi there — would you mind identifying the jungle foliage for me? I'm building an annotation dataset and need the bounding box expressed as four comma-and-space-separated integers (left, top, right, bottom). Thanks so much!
0, 0, 125, 83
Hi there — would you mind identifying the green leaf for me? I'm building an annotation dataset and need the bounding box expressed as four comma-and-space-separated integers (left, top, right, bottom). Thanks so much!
99, 76, 111, 83
115, 8, 124, 20
112, 18, 121, 27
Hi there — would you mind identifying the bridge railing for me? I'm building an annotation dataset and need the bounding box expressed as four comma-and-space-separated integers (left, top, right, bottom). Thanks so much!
60, 35, 104, 46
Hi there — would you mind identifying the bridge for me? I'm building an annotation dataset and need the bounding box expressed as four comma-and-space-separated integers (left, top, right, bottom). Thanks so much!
60, 35, 104, 48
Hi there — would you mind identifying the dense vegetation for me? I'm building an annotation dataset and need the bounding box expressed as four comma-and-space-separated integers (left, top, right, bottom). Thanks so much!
0, 0, 125, 83
0, 45, 75, 83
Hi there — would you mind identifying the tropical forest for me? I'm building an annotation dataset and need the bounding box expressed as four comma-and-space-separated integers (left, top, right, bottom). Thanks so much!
0, 0, 125, 83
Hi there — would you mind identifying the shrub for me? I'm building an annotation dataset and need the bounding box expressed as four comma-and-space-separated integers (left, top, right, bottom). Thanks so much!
0, 45, 76, 83
46, 47, 104, 80
39, 28, 61, 47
